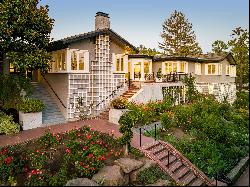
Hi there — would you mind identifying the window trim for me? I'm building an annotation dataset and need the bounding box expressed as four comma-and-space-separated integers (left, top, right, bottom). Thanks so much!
205, 63, 218, 75
195, 63, 202, 75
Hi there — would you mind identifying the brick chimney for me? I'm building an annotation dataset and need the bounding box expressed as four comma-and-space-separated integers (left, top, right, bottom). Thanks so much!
95, 12, 110, 30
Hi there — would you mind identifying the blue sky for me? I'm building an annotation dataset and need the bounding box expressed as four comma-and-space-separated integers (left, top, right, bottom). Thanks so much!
40, 0, 249, 53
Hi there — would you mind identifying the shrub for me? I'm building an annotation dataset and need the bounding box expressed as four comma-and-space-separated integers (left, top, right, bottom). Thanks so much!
17, 98, 45, 113
233, 91, 249, 110
0, 111, 20, 135
161, 112, 174, 129
156, 68, 162, 79
137, 166, 170, 185
0, 74, 32, 109
110, 97, 128, 109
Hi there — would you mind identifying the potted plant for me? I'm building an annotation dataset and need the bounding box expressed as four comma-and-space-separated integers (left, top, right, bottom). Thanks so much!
17, 98, 45, 130
156, 68, 162, 82
109, 97, 129, 125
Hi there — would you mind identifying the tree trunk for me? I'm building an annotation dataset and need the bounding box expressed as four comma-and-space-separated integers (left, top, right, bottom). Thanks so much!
124, 144, 129, 156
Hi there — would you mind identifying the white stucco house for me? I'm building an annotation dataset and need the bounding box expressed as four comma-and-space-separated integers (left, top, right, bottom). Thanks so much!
0, 12, 237, 122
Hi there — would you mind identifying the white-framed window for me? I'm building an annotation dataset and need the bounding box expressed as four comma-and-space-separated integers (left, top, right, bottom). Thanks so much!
164, 62, 187, 74
218, 63, 222, 75
226, 65, 230, 76
195, 63, 202, 75
205, 63, 217, 75
49, 50, 66, 72
116, 54, 124, 72
230, 65, 236, 77
70, 50, 89, 72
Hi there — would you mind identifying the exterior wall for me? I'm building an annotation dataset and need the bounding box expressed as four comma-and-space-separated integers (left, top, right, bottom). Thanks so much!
196, 59, 236, 84
40, 73, 69, 118
110, 40, 125, 55
69, 39, 96, 62
129, 82, 184, 103
152, 61, 162, 76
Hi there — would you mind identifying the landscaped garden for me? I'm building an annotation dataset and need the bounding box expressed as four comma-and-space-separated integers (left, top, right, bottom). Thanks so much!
0, 126, 124, 185
116, 75, 249, 182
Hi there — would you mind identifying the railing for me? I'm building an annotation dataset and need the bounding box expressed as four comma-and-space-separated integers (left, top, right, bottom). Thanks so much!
162, 73, 188, 82
41, 74, 67, 108
134, 72, 141, 79
144, 73, 155, 81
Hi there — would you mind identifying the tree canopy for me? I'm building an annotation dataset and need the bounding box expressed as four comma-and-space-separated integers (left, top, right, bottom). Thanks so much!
137, 45, 161, 56
159, 10, 202, 56
0, 0, 54, 73
211, 27, 249, 91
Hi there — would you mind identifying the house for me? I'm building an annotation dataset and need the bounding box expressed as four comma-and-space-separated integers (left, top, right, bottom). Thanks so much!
0, 12, 237, 122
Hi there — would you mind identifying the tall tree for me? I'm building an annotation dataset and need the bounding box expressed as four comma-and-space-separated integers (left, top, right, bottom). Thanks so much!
159, 10, 202, 56
137, 45, 161, 56
0, 0, 54, 73
228, 27, 249, 91
212, 40, 229, 54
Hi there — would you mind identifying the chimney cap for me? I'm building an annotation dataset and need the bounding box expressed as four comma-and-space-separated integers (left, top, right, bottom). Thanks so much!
96, 12, 109, 18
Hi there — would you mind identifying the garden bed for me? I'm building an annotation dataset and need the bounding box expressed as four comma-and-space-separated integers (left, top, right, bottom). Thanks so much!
0, 126, 126, 186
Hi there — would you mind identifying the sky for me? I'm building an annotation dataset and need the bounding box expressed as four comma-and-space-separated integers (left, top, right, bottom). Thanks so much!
39, 0, 249, 53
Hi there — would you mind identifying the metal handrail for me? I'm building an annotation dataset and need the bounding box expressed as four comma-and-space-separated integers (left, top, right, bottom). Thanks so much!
41, 74, 67, 108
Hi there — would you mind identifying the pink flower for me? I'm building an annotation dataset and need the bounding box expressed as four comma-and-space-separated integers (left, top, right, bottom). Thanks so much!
98, 155, 106, 161
65, 148, 71, 154
28, 169, 42, 178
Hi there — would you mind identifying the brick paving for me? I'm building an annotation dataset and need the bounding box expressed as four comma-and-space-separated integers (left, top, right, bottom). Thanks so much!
0, 119, 154, 148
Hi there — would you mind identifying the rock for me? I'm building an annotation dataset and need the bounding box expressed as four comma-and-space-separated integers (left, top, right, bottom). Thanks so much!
92, 165, 128, 186
130, 158, 157, 185
114, 157, 144, 174
65, 178, 99, 186
147, 179, 171, 186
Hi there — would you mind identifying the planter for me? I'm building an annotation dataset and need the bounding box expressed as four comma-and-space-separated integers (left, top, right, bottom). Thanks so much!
109, 108, 129, 125
155, 78, 162, 82
19, 111, 42, 130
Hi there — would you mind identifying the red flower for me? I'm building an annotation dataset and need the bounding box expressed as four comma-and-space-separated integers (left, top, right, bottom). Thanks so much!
82, 146, 88, 151
98, 155, 106, 161
28, 169, 42, 178
86, 134, 92, 139
5, 156, 13, 165
1, 149, 8, 155
87, 153, 94, 159
65, 148, 71, 154
79, 161, 84, 166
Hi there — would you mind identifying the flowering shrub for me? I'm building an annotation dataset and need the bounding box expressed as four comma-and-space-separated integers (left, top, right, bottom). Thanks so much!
0, 126, 123, 186
0, 111, 20, 135
110, 97, 128, 109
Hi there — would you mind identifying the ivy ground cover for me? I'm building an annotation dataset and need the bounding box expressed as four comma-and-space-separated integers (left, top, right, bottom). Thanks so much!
0, 126, 123, 186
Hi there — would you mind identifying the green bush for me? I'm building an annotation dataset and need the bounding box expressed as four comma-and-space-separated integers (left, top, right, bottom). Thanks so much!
110, 97, 128, 109
161, 112, 174, 129
0, 111, 20, 135
137, 166, 170, 185
0, 74, 32, 109
17, 98, 45, 113
233, 91, 249, 110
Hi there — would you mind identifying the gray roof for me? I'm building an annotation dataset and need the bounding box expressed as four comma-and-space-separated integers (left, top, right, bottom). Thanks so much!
48, 28, 138, 52
153, 53, 236, 64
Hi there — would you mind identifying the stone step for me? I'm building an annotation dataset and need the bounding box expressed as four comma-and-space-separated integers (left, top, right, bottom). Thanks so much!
189, 178, 204, 186
180, 172, 197, 185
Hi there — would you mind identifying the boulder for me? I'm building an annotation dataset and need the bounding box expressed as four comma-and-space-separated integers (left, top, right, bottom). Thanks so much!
65, 178, 99, 186
147, 179, 171, 186
114, 157, 144, 174
92, 165, 128, 186
130, 158, 157, 185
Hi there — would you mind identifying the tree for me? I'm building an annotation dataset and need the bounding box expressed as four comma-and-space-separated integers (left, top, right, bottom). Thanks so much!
137, 45, 161, 56
0, 0, 54, 73
159, 10, 202, 56
212, 40, 229, 54
228, 27, 249, 91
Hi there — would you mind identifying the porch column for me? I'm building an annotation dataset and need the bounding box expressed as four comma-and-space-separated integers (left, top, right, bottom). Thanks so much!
66, 48, 71, 72
140, 61, 145, 81
149, 61, 152, 74
131, 61, 134, 80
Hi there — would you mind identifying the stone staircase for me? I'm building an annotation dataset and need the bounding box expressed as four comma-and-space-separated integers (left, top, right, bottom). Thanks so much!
141, 140, 214, 186
98, 83, 140, 120
30, 82, 66, 126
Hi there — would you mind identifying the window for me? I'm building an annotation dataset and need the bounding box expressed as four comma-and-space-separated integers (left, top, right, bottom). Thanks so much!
179, 62, 185, 73
230, 65, 236, 77
50, 50, 66, 72
144, 61, 149, 74
115, 55, 124, 71
71, 51, 77, 70
218, 64, 222, 75
195, 63, 201, 75
79, 53, 84, 70
206, 64, 217, 75
226, 65, 230, 75
165, 62, 186, 74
